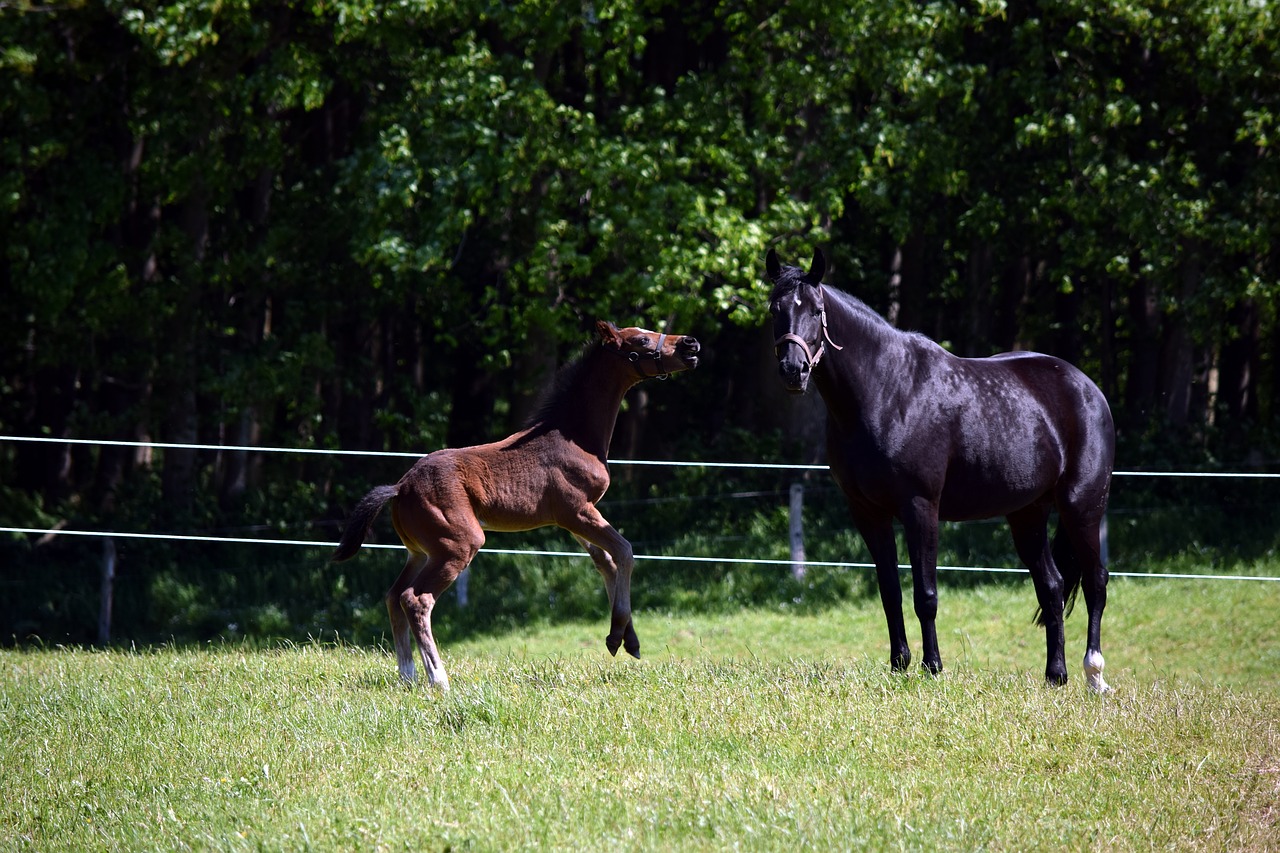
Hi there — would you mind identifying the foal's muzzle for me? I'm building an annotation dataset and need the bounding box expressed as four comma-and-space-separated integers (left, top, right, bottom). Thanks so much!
677, 336, 701, 370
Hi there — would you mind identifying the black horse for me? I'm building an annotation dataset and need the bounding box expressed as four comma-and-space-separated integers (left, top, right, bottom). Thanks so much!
767, 248, 1115, 692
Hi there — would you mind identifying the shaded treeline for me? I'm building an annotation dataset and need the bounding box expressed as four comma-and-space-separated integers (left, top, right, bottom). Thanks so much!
1, 0, 1277, 643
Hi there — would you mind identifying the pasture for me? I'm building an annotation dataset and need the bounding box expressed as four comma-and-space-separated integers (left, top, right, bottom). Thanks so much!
3, 574, 1278, 851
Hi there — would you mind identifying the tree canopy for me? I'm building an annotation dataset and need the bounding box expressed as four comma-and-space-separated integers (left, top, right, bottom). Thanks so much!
3, 0, 1278, 642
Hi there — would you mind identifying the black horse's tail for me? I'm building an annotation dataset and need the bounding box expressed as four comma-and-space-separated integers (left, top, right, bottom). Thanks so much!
1034, 525, 1083, 626
331, 484, 399, 562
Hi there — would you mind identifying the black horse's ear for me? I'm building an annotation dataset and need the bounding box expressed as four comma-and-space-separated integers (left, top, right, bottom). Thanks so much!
806, 248, 827, 284
765, 248, 781, 282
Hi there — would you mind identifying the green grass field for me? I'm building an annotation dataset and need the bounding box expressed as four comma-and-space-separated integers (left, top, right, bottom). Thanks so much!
3, 575, 1278, 851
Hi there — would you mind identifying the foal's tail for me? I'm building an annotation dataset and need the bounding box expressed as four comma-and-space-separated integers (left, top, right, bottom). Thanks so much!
331, 484, 399, 562
1034, 526, 1082, 627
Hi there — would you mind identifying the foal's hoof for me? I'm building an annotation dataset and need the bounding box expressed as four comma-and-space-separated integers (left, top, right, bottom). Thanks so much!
623, 623, 641, 659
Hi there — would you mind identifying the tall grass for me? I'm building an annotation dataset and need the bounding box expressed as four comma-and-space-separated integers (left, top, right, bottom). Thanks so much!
3, 577, 1277, 851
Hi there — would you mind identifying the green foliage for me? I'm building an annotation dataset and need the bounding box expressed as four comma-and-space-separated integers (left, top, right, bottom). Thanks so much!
3, 0, 1280, 646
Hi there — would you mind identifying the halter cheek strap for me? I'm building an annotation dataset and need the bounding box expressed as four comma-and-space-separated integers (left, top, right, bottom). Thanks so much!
774, 290, 843, 371
624, 333, 670, 380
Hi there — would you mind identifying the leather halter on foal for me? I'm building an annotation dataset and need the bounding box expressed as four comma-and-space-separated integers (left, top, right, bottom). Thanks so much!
774, 287, 843, 370
611, 333, 673, 380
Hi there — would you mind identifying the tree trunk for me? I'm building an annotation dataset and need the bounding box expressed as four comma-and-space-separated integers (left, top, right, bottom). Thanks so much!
1159, 254, 1201, 427
962, 240, 995, 356
1219, 297, 1260, 422
1124, 275, 1161, 431
160, 188, 209, 514
14, 364, 79, 502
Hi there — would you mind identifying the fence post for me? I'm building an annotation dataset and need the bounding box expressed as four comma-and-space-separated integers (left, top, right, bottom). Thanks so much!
98, 537, 116, 646
789, 482, 806, 580
455, 566, 469, 608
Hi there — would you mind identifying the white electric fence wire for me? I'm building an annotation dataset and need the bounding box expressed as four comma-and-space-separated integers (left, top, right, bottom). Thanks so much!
0, 525, 1275, 582
3, 436, 1279, 582
4, 434, 1280, 477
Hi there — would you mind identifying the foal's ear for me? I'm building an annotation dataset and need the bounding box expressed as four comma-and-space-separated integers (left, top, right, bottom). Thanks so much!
805, 248, 827, 284
765, 248, 781, 282
595, 320, 622, 348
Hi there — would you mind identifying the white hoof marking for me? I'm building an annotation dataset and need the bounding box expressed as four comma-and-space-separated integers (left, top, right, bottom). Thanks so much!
1083, 649, 1111, 694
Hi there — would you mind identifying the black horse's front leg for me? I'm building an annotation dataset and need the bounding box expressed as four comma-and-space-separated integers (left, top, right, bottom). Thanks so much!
856, 516, 911, 672
902, 498, 943, 675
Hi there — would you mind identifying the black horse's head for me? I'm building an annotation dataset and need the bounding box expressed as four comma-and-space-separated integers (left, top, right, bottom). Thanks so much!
766, 247, 839, 394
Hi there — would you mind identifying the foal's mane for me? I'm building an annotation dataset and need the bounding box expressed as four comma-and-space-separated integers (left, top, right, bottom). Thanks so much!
523, 338, 600, 428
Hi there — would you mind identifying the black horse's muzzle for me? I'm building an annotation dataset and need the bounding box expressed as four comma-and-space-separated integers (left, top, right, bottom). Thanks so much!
775, 333, 821, 393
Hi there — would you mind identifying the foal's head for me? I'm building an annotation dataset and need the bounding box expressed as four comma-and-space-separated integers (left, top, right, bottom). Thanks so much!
597, 320, 700, 380
766, 248, 839, 394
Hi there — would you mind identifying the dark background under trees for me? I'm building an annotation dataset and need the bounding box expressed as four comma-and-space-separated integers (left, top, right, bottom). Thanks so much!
3, 0, 1278, 646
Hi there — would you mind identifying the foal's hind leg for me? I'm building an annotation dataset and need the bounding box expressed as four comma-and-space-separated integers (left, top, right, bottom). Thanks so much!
563, 505, 639, 659
388, 497, 483, 689
386, 550, 429, 683
398, 543, 477, 690
1008, 505, 1068, 686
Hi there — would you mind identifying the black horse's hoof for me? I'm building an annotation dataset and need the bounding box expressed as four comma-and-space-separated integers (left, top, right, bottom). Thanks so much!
624, 624, 640, 659
923, 660, 943, 676
1045, 671, 1068, 687
606, 635, 622, 656
890, 654, 911, 672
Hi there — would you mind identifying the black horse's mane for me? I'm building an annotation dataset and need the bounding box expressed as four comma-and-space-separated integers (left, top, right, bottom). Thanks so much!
771, 263, 913, 346
819, 283, 896, 333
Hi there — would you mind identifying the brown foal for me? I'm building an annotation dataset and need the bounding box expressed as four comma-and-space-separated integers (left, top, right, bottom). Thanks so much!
332, 321, 700, 688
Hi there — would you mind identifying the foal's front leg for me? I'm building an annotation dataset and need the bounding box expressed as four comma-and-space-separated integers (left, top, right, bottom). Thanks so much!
565, 506, 639, 659
573, 534, 639, 657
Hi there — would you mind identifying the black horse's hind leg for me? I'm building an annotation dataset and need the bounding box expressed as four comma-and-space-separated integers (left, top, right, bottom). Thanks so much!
1059, 511, 1111, 693
853, 513, 911, 671
901, 498, 943, 675
1008, 505, 1068, 686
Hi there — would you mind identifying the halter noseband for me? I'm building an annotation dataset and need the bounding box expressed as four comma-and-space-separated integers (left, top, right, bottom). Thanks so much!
774, 288, 843, 370
614, 333, 671, 380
